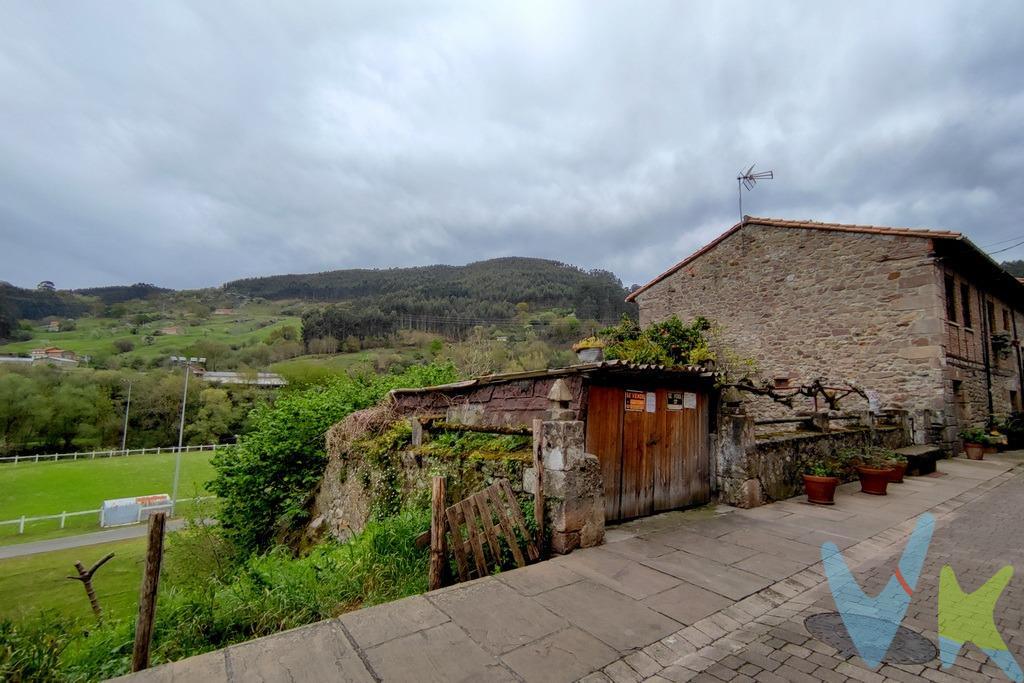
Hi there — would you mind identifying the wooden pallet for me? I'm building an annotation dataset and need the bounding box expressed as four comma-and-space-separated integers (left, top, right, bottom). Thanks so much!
443, 480, 540, 583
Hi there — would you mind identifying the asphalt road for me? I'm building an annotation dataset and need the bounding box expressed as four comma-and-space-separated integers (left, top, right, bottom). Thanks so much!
0, 518, 189, 559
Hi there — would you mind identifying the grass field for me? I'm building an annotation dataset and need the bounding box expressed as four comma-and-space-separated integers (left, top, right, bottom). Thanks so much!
0, 307, 302, 364
0, 538, 148, 622
0, 453, 216, 544
270, 346, 428, 385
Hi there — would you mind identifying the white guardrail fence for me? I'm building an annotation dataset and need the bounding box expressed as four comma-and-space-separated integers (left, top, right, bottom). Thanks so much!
0, 443, 229, 464
0, 496, 217, 535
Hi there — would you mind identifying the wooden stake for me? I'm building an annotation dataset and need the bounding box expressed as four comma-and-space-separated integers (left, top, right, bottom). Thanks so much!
532, 419, 545, 558
66, 552, 115, 623
132, 512, 166, 672
428, 476, 448, 590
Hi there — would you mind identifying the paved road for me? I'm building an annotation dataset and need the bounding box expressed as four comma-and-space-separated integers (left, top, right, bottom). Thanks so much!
112, 453, 1024, 682
0, 518, 188, 559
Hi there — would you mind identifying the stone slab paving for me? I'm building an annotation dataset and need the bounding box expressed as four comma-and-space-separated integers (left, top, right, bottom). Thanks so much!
111, 453, 1023, 682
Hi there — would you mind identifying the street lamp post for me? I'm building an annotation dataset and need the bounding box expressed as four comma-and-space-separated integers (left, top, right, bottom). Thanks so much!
169, 356, 205, 515
120, 380, 132, 451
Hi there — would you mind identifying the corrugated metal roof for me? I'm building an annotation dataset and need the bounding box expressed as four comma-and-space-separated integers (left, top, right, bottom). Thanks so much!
389, 359, 713, 396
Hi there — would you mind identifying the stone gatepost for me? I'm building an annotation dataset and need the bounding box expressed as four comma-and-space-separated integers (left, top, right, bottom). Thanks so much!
524, 380, 604, 555
715, 407, 760, 508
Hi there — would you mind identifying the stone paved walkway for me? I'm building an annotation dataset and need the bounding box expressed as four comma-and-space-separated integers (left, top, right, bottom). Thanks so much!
114, 453, 1024, 682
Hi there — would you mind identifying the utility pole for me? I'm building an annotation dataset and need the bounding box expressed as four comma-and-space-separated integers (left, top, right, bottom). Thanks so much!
120, 380, 132, 451
169, 356, 204, 515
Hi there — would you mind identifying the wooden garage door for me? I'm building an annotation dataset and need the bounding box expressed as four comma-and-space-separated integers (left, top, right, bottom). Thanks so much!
585, 385, 709, 522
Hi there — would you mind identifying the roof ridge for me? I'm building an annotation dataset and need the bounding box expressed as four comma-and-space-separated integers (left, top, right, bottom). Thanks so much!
742, 215, 962, 238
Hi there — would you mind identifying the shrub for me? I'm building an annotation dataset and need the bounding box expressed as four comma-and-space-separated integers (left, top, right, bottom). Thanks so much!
959, 427, 990, 445
112, 339, 134, 354
210, 362, 456, 553
594, 315, 714, 367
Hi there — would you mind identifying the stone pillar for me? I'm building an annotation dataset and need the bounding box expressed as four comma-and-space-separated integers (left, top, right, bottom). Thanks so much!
523, 385, 604, 555
715, 412, 760, 507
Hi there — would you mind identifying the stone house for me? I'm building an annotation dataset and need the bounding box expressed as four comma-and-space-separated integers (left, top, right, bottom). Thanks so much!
627, 216, 1024, 452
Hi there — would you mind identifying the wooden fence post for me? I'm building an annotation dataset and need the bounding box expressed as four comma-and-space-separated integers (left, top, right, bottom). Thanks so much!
132, 512, 166, 672
532, 418, 545, 558
428, 476, 448, 591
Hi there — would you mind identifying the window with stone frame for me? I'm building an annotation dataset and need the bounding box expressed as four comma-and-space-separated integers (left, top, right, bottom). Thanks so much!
960, 283, 972, 328
987, 300, 996, 333
1003, 307, 1011, 331
944, 275, 957, 323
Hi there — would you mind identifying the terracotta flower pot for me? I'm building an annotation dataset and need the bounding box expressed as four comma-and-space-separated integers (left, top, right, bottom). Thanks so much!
964, 442, 985, 460
856, 466, 892, 495
803, 474, 839, 505
887, 462, 906, 483
983, 444, 998, 456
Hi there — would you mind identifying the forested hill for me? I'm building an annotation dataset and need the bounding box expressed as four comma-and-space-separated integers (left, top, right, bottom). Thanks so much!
224, 257, 636, 321
1001, 260, 1024, 277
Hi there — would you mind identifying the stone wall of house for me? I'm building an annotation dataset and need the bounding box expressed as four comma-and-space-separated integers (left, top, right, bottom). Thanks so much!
635, 223, 948, 444
716, 412, 910, 508
390, 376, 586, 427
940, 264, 1024, 452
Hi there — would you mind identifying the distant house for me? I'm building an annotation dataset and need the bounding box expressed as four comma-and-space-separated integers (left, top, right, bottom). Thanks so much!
196, 370, 287, 387
212, 308, 236, 315
46, 319, 61, 332
159, 325, 184, 336
29, 347, 79, 366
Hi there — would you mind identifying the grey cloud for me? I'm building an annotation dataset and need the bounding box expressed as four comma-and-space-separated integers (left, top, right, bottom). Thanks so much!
0, 1, 1022, 290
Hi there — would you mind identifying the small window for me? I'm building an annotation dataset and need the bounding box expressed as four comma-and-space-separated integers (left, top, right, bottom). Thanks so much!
1012, 390, 1020, 413
1003, 308, 1011, 331
945, 275, 957, 323
987, 301, 996, 332
961, 283, 972, 328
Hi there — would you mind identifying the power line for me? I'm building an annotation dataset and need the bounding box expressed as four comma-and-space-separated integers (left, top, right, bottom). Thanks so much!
980, 234, 1024, 249
987, 240, 1024, 255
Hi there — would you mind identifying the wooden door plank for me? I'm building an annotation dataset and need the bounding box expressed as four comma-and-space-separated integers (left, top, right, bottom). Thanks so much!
620, 405, 643, 519
585, 385, 624, 522
665, 394, 687, 510
653, 389, 672, 512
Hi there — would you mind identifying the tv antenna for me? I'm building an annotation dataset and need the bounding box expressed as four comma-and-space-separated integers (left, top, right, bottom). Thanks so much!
737, 163, 773, 221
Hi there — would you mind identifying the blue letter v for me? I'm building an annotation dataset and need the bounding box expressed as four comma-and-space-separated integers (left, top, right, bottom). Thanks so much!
822, 513, 935, 668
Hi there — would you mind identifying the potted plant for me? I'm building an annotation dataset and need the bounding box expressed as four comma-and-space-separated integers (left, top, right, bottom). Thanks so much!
571, 337, 605, 363
879, 449, 907, 483
803, 463, 841, 505
959, 427, 989, 460
847, 447, 895, 495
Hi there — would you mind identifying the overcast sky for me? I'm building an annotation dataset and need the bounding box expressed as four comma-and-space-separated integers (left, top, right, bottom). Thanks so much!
1, 2, 1023, 290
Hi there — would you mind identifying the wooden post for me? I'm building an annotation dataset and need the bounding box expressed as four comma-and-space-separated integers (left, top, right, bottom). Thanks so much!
428, 476, 448, 590
132, 512, 166, 672
66, 552, 115, 622
532, 419, 545, 558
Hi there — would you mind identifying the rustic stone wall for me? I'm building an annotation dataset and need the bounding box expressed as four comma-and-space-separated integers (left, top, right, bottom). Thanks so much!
523, 418, 604, 554
940, 263, 1024, 452
310, 408, 529, 543
716, 412, 909, 508
391, 376, 585, 428
635, 223, 948, 443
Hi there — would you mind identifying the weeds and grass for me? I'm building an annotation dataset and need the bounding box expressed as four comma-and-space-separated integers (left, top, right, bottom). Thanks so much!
0, 453, 215, 544
0, 538, 147, 623
0, 507, 431, 682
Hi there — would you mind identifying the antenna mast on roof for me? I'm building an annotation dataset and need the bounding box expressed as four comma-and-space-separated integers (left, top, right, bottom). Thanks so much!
737, 163, 774, 221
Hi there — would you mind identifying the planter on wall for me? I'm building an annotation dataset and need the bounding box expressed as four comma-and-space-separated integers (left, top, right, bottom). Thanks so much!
964, 443, 985, 460
803, 474, 839, 505
856, 466, 893, 495
887, 462, 906, 483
